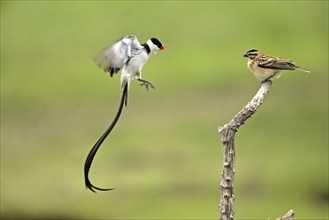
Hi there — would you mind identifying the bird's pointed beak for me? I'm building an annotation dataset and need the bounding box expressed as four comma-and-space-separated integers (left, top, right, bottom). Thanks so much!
160, 45, 165, 50
243, 53, 248, 57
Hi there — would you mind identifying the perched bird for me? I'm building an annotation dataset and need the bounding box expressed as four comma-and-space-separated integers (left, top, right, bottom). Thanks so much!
243, 49, 310, 81
84, 35, 165, 192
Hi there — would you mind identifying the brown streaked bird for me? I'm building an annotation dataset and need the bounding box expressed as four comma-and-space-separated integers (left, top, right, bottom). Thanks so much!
243, 49, 310, 81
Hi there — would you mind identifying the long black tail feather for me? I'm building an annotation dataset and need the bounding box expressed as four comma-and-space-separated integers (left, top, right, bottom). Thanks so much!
84, 83, 128, 192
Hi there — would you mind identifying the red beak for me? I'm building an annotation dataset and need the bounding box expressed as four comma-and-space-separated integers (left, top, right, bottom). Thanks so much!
160, 45, 165, 50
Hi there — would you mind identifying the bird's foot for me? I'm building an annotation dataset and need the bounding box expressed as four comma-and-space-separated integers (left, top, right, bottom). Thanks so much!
262, 75, 275, 83
262, 78, 272, 83
138, 79, 155, 91
261, 78, 273, 86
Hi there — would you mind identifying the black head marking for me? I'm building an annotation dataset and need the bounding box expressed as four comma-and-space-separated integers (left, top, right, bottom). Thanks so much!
243, 48, 260, 59
150, 38, 163, 49
247, 49, 259, 53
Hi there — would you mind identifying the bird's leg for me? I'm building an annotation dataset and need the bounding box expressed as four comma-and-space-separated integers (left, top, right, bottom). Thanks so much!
262, 72, 278, 83
262, 78, 273, 83
138, 79, 155, 91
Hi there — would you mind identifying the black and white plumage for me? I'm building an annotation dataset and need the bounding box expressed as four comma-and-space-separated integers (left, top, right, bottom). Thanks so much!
94, 35, 165, 104
84, 35, 164, 192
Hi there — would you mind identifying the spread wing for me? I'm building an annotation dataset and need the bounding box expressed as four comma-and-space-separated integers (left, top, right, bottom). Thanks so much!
93, 35, 143, 77
257, 55, 296, 70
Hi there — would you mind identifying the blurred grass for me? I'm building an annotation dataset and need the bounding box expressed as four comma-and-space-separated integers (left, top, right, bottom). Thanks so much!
1, 1, 328, 220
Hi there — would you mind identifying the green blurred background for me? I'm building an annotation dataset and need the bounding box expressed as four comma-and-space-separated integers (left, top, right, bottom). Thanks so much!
1, 1, 328, 219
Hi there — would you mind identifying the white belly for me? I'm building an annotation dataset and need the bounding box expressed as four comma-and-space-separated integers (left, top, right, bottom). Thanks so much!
123, 53, 149, 79
247, 60, 282, 80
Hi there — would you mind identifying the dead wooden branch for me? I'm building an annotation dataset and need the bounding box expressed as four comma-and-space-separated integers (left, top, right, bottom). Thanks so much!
218, 80, 272, 220
274, 209, 295, 220
218, 80, 295, 220
219, 80, 286, 220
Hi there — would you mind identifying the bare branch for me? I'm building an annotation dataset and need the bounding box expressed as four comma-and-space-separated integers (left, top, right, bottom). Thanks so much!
275, 209, 295, 220
218, 80, 272, 220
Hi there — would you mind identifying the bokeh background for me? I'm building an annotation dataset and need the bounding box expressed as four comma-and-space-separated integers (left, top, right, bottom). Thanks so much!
1, 1, 328, 219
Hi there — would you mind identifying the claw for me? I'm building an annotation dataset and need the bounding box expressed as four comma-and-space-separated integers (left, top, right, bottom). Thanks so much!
138, 79, 155, 91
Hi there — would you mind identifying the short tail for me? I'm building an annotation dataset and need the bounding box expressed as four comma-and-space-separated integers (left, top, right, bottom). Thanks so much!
296, 66, 310, 73
84, 82, 128, 192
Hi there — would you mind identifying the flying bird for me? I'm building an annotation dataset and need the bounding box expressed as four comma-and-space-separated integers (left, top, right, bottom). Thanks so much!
243, 49, 310, 81
84, 35, 165, 192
